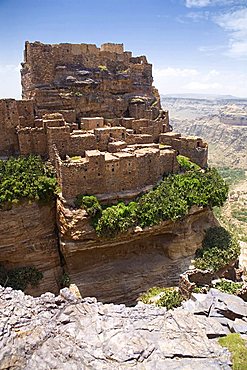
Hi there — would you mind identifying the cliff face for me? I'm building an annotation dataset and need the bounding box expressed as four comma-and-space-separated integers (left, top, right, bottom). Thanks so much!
0, 202, 62, 295
161, 97, 247, 169
0, 198, 217, 302
0, 42, 212, 302
57, 200, 217, 304
21, 42, 161, 122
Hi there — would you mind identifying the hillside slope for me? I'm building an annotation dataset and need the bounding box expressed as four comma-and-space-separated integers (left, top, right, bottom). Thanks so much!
162, 97, 247, 169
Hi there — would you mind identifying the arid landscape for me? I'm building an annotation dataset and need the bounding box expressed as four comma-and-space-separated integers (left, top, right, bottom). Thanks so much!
1, 0, 247, 368
162, 95, 247, 169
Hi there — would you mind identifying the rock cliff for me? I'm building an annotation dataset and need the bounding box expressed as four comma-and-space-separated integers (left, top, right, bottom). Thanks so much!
0, 202, 62, 295
57, 200, 217, 304
21, 42, 161, 122
0, 42, 215, 303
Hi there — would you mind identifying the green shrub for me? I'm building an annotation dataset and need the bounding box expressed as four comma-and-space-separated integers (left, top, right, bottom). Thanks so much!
194, 227, 240, 272
219, 333, 247, 369
96, 202, 138, 237
139, 287, 183, 310
60, 272, 70, 288
93, 168, 228, 237
0, 265, 43, 291
192, 285, 209, 294
139, 286, 167, 304
0, 156, 58, 208
157, 288, 183, 310
75, 195, 102, 218
213, 279, 243, 295
202, 226, 232, 250
177, 155, 201, 172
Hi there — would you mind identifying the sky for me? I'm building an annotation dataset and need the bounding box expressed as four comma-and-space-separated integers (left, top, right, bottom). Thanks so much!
0, 0, 247, 99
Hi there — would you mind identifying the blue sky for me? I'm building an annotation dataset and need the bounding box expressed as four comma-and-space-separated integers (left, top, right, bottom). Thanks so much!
0, 0, 247, 98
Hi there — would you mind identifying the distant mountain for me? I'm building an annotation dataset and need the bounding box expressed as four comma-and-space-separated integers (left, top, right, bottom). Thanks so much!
161, 97, 247, 169
161, 93, 247, 101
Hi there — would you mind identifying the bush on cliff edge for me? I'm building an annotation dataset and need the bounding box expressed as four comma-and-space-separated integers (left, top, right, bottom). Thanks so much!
77, 167, 228, 238
194, 226, 240, 272
0, 156, 58, 208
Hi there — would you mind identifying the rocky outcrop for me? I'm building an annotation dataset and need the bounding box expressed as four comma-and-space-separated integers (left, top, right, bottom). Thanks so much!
0, 285, 231, 369
0, 202, 62, 295
22, 42, 161, 121
182, 288, 247, 336
57, 200, 217, 304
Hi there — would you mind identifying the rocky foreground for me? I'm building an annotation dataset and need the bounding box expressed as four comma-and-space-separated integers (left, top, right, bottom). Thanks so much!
3, 286, 247, 369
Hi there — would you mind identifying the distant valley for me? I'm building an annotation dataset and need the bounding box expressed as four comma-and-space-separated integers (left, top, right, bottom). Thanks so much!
161, 95, 247, 169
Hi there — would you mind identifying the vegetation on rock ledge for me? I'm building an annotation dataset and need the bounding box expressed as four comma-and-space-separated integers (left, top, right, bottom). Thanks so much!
139, 287, 183, 310
0, 156, 58, 208
77, 167, 228, 238
194, 226, 240, 272
0, 265, 43, 291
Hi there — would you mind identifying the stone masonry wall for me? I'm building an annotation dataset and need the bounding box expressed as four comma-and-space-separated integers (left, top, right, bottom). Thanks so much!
159, 132, 208, 167
0, 99, 20, 156
55, 147, 177, 201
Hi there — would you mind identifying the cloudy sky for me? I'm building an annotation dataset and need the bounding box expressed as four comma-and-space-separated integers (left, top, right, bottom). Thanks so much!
0, 0, 247, 98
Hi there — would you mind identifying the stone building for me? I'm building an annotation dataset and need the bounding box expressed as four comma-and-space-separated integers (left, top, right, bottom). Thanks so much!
0, 41, 208, 203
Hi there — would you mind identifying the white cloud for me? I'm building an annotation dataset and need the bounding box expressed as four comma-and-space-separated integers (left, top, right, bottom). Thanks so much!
185, 0, 245, 8
185, 0, 210, 8
205, 69, 220, 78
0, 64, 21, 99
184, 81, 221, 90
153, 67, 199, 78
186, 11, 210, 21
214, 8, 247, 58
153, 66, 247, 97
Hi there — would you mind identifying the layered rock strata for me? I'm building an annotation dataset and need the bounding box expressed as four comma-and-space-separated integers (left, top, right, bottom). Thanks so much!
0, 202, 62, 295
21, 42, 161, 121
0, 42, 210, 301
58, 201, 217, 304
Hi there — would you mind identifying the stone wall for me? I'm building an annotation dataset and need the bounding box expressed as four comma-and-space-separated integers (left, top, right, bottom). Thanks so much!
54, 147, 178, 201
17, 127, 47, 157
159, 132, 208, 167
0, 99, 20, 156
0, 202, 62, 295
